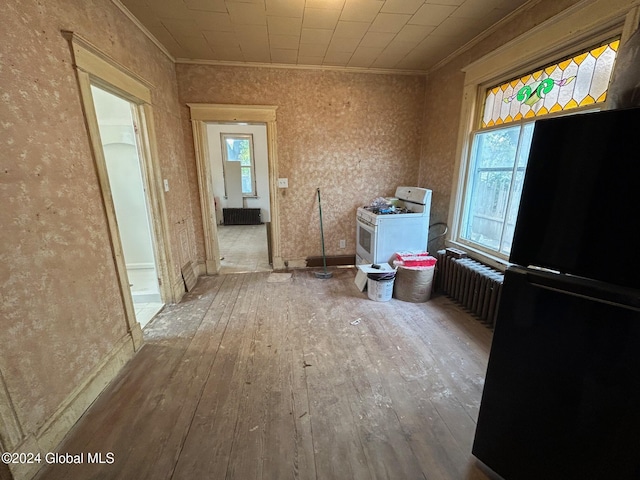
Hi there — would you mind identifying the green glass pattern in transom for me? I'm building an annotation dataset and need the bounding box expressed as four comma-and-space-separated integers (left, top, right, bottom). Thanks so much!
481, 39, 619, 128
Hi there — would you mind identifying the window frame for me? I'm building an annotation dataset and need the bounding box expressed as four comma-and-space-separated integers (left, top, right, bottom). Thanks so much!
458, 97, 612, 263
446, 9, 633, 270
220, 133, 258, 198
459, 120, 535, 257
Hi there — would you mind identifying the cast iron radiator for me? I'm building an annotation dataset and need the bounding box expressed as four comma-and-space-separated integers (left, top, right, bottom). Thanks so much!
435, 249, 504, 329
222, 208, 262, 225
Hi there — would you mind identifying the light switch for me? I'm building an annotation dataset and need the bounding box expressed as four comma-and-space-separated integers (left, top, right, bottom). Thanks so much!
278, 178, 288, 188
163, 179, 169, 192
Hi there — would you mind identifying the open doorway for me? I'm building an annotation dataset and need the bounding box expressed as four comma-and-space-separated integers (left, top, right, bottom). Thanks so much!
207, 123, 271, 274
91, 85, 164, 327
188, 103, 283, 273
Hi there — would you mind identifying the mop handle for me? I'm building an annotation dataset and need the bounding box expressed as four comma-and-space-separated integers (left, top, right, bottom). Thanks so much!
317, 188, 327, 271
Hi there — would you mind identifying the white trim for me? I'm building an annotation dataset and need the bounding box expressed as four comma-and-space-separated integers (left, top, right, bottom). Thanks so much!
220, 133, 258, 197
428, 0, 545, 74
447, 0, 639, 263
463, 0, 636, 84
63, 30, 177, 332
448, 240, 512, 272
63, 31, 154, 103
111, 0, 175, 62
126, 262, 156, 270
176, 58, 427, 76
134, 104, 179, 303
188, 104, 284, 272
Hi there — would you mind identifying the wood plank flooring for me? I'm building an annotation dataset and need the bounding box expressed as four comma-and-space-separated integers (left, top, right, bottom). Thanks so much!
35, 268, 499, 480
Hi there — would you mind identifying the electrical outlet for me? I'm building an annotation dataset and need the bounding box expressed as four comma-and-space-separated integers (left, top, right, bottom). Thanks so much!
339, 239, 346, 249
278, 178, 288, 188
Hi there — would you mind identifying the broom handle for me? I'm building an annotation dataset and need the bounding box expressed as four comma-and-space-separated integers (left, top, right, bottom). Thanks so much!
317, 188, 328, 272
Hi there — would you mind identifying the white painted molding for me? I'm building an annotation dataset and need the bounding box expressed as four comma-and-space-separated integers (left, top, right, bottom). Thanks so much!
136, 104, 178, 304
428, 0, 545, 74
111, 0, 175, 63
188, 104, 278, 122
125, 262, 156, 270
176, 58, 427, 76
62, 31, 154, 102
446, 0, 639, 261
462, 0, 634, 84
64, 29, 176, 310
188, 104, 282, 274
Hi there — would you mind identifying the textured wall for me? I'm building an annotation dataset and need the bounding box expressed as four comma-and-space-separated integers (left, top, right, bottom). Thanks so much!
418, 0, 585, 243
0, 0, 193, 446
177, 66, 426, 262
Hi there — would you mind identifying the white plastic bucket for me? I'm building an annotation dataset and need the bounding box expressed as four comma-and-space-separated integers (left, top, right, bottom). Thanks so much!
367, 277, 395, 302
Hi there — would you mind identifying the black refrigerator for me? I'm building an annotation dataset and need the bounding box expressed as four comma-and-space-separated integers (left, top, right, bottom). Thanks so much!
472, 107, 640, 480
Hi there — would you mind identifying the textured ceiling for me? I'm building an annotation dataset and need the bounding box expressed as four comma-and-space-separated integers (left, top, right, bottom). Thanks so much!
119, 0, 530, 73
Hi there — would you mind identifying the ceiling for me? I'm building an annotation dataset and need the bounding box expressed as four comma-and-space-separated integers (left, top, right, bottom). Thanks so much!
120, 0, 531, 73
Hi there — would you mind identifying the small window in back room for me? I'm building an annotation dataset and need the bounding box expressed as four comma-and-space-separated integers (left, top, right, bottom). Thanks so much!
221, 133, 256, 197
458, 37, 620, 259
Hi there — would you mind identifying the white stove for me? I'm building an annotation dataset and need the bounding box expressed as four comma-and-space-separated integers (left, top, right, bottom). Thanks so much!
356, 186, 432, 265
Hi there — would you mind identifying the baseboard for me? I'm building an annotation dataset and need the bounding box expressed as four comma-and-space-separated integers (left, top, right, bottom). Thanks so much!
9, 335, 136, 480
195, 260, 207, 277
306, 255, 356, 268
272, 256, 286, 270
132, 292, 162, 303
285, 258, 308, 269
171, 275, 186, 303
125, 262, 155, 270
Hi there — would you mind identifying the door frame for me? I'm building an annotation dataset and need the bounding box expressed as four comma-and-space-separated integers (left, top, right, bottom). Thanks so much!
188, 104, 283, 273
64, 31, 175, 348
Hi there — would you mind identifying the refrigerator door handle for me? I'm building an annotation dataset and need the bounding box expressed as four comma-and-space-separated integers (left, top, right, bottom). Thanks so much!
525, 270, 640, 312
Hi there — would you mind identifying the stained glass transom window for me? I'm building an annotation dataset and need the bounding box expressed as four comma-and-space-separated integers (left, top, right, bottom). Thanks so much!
481, 39, 619, 128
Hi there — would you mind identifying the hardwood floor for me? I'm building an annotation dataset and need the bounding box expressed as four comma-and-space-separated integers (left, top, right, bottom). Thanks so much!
35, 268, 499, 480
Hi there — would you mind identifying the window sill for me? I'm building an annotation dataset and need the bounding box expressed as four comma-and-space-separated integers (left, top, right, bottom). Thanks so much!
446, 240, 512, 272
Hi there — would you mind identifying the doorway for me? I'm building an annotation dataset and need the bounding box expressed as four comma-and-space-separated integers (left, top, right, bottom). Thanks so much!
188, 103, 283, 274
91, 85, 164, 328
208, 123, 271, 274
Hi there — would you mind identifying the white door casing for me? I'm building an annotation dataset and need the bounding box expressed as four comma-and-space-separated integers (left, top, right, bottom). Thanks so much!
188, 104, 283, 273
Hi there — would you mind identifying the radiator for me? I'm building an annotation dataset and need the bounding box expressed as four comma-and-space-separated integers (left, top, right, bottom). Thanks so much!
222, 208, 261, 225
435, 249, 504, 329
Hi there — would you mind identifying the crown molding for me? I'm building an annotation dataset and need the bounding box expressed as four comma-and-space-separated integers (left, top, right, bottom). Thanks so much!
175, 58, 427, 76
461, 0, 635, 84
111, 0, 175, 63
428, 0, 545, 74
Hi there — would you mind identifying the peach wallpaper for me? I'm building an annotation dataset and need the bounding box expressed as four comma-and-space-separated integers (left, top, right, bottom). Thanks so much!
0, 0, 611, 466
0, 0, 194, 444
176, 66, 426, 263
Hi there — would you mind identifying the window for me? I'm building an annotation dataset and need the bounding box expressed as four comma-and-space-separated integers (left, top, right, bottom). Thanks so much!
221, 134, 256, 197
458, 38, 619, 258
